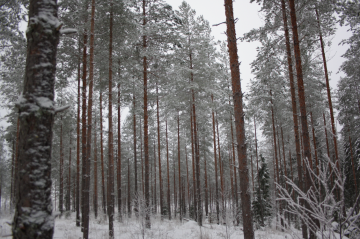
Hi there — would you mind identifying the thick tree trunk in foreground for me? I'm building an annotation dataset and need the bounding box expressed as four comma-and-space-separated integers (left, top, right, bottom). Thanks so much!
13, 0, 60, 237
224, 1, 254, 238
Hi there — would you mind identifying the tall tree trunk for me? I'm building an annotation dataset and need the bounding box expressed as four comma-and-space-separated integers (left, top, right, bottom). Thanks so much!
13, 0, 60, 236
83, 0, 96, 236
315, 8, 339, 168
279, 1, 307, 234
166, 120, 171, 220
224, 1, 254, 237
216, 113, 225, 219
108, 1, 115, 236
156, 83, 164, 217
211, 95, 220, 224
67, 135, 72, 212
60, 116, 64, 214
117, 82, 122, 221
132, 94, 136, 217
173, 150, 177, 218
231, 116, 239, 225
153, 142, 157, 214
310, 113, 319, 177
190, 108, 197, 220
142, 0, 150, 228
100, 93, 106, 215
186, 146, 190, 213
177, 113, 182, 221
128, 157, 131, 217
189, 48, 202, 226
94, 118, 98, 218
81, 16, 88, 232
204, 148, 209, 217
281, 127, 288, 190
76, 37, 81, 227
10, 140, 15, 210
288, 0, 316, 237
140, 119, 144, 195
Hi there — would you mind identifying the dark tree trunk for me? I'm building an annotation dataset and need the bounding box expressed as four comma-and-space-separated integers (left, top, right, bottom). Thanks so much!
156, 84, 164, 217
76, 36, 81, 227
60, 116, 64, 214
94, 119, 98, 218
100, 93, 106, 215
10, 140, 15, 210
13, 0, 60, 237
315, 8, 339, 168
211, 95, 220, 224
166, 120, 171, 220
216, 113, 225, 218
190, 109, 197, 220
80, 13, 88, 232
224, 1, 254, 237
142, 0, 150, 228
67, 136, 72, 212
132, 94, 136, 217
288, 0, 316, 237
128, 158, 131, 217
107, 1, 115, 236
231, 116, 240, 225
177, 113, 182, 221
188, 45, 202, 225
117, 82, 122, 221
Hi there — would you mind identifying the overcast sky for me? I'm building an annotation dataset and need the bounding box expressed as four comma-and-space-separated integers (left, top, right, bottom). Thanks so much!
166, 0, 350, 94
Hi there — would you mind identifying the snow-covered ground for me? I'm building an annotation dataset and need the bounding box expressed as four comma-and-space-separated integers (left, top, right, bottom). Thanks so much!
0, 212, 298, 239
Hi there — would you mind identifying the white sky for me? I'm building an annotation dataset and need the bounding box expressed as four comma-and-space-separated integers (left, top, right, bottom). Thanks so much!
166, 0, 349, 93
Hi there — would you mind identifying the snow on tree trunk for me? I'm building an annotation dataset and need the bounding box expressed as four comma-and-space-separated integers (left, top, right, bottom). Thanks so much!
12, 0, 60, 237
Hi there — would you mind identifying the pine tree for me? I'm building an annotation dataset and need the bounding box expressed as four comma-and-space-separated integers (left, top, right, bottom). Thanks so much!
252, 155, 271, 228
13, 0, 60, 237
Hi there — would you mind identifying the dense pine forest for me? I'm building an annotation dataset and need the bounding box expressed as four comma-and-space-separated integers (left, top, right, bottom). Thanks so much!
0, 0, 359, 238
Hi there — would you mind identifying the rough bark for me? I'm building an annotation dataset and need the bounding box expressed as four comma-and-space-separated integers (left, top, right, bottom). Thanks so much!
224, 1, 254, 237
13, 0, 60, 237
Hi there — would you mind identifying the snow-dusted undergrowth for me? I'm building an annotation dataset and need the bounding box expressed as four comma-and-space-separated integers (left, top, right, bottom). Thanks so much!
0, 212, 296, 239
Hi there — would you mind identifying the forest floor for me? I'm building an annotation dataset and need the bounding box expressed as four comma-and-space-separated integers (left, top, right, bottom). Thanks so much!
0, 211, 300, 239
